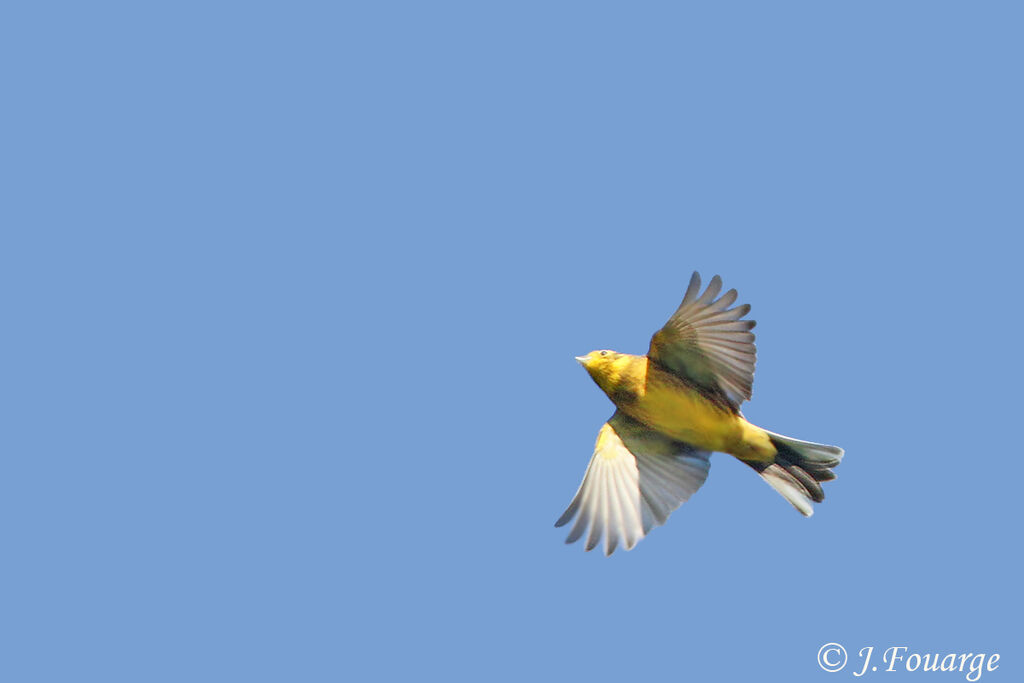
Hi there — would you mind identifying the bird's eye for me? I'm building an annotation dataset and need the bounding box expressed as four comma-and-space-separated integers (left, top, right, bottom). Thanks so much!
600, 350, 608, 356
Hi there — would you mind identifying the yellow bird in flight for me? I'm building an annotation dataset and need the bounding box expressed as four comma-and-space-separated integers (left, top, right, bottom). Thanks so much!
556, 272, 844, 555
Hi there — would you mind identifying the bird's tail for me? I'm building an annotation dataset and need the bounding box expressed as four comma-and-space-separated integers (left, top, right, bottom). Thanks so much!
745, 430, 844, 516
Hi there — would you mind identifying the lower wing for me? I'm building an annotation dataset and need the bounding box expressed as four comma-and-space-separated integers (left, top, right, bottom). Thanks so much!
555, 410, 711, 556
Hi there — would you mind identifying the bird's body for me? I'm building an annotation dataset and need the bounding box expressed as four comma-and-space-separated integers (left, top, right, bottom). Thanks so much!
582, 352, 775, 461
556, 272, 844, 556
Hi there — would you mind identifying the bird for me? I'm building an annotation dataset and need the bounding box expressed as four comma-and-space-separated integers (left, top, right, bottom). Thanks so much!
556, 272, 843, 556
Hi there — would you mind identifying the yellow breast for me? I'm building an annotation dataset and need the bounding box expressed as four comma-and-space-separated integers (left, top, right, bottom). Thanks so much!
625, 365, 740, 452
584, 352, 771, 457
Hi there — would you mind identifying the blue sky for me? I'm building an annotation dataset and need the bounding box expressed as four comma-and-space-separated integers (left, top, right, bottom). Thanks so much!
4, 3, 1021, 681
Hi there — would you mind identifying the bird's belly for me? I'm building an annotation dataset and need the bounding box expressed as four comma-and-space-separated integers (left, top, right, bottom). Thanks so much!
624, 381, 738, 452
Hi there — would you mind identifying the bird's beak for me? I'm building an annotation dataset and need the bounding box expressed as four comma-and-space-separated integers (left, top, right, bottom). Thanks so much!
574, 355, 587, 364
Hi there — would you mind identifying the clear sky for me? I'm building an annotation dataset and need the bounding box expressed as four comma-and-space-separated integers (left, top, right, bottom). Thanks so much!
4, 2, 1021, 682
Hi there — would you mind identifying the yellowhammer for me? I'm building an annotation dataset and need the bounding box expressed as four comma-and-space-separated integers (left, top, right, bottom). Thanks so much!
556, 272, 844, 555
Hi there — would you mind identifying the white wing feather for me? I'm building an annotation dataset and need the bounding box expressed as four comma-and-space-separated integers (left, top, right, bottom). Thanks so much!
556, 412, 711, 556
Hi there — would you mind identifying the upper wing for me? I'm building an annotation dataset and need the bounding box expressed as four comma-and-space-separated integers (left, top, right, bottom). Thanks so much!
648, 271, 757, 409
555, 411, 711, 556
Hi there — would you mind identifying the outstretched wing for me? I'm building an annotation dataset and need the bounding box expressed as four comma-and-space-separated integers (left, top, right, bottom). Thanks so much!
648, 271, 757, 409
555, 411, 711, 556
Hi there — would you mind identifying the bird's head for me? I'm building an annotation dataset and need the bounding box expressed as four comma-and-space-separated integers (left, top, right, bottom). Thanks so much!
575, 349, 619, 367
574, 349, 630, 389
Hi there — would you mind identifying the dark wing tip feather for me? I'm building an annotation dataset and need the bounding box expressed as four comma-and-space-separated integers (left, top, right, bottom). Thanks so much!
651, 272, 758, 407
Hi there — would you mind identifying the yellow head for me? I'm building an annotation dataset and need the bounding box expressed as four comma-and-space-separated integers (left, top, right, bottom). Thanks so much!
575, 350, 641, 399
574, 349, 624, 370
